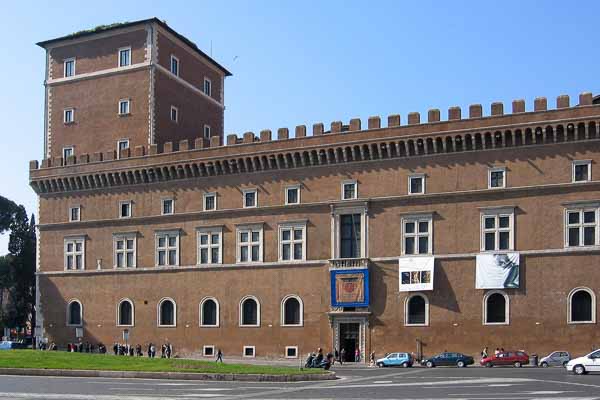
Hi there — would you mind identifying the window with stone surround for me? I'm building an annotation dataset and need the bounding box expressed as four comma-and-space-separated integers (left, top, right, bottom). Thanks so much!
119, 201, 132, 218
279, 222, 305, 261
572, 160, 591, 183
237, 224, 263, 263
243, 188, 257, 208
566, 208, 598, 247
568, 287, 596, 324
402, 214, 432, 255
64, 108, 74, 124
157, 297, 176, 327
483, 290, 509, 325
285, 185, 300, 205
240, 296, 260, 327
117, 299, 134, 326
118, 99, 130, 115
203, 192, 217, 211
170, 55, 179, 76
480, 207, 514, 252
405, 293, 429, 326
155, 231, 180, 267
488, 167, 506, 189
118, 47, 131, 67
200, 297, 219, 327
113, 233, 136, 268
64, 237, 85, 271
64, 58, 75, 77
161, 198, 174, 215
341, 180, 357, 200
281, 295, 303, 326
69, 206, 80, 222
204, 78, 212, 97
67, 299, 82, 326
197, 227, 222, 265
408, 174, 425, 195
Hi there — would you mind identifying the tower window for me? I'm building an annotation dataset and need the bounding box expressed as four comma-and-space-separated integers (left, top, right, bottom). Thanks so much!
64, 58, 75, 77
64, 108, 74, 124
204, 78, 212, 96
170, 106, 178, 123
119, 99, 130, 115
118, 47, 131, 67
573, 160, 591, 182
408, 174, 425, 194
204, 125, 211, 139
170, 55, 179, 76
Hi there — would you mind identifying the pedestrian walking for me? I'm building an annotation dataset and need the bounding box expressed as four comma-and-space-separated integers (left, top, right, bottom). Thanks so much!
481, 347, 488, 361
150, 343, 156, 358
494, 347, 500, 356
340, 348, 346, 365
355, 348, 361, 363
216, 348, 223, 363
369, 351, 376, 367
166, 343, 172, 359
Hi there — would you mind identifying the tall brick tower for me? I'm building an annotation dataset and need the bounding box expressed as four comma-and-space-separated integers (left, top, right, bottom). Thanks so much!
37, 18, 231, 160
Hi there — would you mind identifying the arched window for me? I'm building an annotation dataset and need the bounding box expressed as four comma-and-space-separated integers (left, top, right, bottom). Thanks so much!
484, 291, 509, 325
240, 296, 260, 327
405, 294, 428, 326
281, 295, 303, 326
200, 297, 219, 327
117, 299, 134, 326
157, 298, 176, 327
568, 287, 596, 324
67, 299, 82, 326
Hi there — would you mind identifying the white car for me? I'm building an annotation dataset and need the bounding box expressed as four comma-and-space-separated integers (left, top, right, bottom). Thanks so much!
565, 349, 600, 375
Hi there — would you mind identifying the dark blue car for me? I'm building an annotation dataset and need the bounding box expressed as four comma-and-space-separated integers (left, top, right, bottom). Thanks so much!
422, 352, 474, 368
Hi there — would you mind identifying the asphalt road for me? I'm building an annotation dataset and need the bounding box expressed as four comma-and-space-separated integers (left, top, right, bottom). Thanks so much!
0, 365, 599, 399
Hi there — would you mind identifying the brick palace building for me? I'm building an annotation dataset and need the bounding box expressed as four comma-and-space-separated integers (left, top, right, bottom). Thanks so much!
29, 18, 600, 361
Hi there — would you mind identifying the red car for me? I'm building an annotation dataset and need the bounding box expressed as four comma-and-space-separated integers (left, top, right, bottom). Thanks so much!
480, 351, 529, 368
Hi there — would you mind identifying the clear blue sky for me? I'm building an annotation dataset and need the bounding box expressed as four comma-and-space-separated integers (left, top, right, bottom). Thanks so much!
1, 0, 598, 253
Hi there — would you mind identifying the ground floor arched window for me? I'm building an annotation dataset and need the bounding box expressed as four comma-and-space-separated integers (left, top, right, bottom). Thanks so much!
281, 295, 303, 326
67, 299, 82, 326
568, 287, 596, 323
117, 299, 134, 326
158, 298, 176, 327
405, 294, 428, 326
240, 296, 260, 326
484, 291, 509, 324
200, 297, 219, 327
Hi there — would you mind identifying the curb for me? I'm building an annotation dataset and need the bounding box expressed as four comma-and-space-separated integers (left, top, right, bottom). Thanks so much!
0, 367, 336, 382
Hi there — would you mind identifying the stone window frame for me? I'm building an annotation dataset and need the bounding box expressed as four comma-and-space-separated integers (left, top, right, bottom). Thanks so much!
118, 99, 131, 116
285, 185, 301, 205
488, 167, 507, 189
280, 294, 304, 327
203, 124, 211, 139
278, 221, 306, 262
285, 346, 299, 359
480, 206, 515, 252
482, 290, 510, 326
202, 345, 215, 357
242, 188, 258, 208
62, 146, 74, 159
68, 205, 81, 222
161, 198, 175, 216
404, 293, 430, 327
155, 230, 180, 267
119, 200, 132, 219
118, 46, 131, 67
170, 105, 179, 123
243, 345, 255, 358
64, 236, 85, 271
116, 139, 130, 159
572, 160, 592, 183
170, 54, 180, 76
239, 295, 261, 327
199, 296, 220, 328
63, 57, 76, 77
330, 203, 368, 259
196, 226, 223, 265
204, 77, 212, 97
236, 223, 264, 264
401, 213, 433, 255
113, 232, 137, 269
157, 297, 177, 328
66, 298, 83, 327
567, 287, 597, 324
116, 298, 135, 327
408, 173, 426, 195
341, 180, 358, 200
203, 192, 217, 211
565, 207, 599, 248
63, 108, 75, 124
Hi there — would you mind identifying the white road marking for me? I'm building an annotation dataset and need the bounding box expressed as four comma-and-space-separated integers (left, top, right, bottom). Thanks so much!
373, 380, 393, 384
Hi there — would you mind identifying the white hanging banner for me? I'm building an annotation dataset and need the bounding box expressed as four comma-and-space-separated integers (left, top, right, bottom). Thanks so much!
475, 252, 520, 289
399, 256, 435, 292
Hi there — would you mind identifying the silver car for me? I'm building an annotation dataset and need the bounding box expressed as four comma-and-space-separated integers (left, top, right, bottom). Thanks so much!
539, 351, 570, 367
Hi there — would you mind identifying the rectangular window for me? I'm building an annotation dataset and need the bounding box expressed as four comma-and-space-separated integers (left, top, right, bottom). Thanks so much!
203, 192, 217, 211
118, 99, 130, 115
203, 125, 211, 139
64, 58, 75, 77
69, 206, 80, 222
237, 225, 263, 263
408, 174, 425, 194
170, 55, 179, 76
161, 198, 174, 215
342, 180, 357, 200
573, 160, 591, 182
117, 139, 129, 159
156, 231, 180, 266
279, 223, 306, 261
118, 47, 131, 67
197, 228, 222, 265
62, 147, 74, 160
204, 78, 212, 96
64, 108, 74, 124
285, 185, 300, 205
566, 209, 598, 247
243, 189, 257, 208
340, 214, 361, 258
243, 346, 255, 358
489, 167, 506, 189
170, 106, 178, 123
402, 216, 432, 255
203, 345, 215, 357
119, 201, 132, 218
285, 346, 298, 358
114, 234, 136, 268
64, 237, 85, 270
481, 210, 514, 251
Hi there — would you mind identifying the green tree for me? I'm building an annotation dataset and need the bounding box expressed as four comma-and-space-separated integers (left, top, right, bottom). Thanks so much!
0, 195, 19, 234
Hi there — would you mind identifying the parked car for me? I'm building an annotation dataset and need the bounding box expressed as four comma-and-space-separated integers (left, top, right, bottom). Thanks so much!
0, 341, 27, 350
480, 351, 529, 368
376, 352, 413, 368
566, 349, 600, 375
421, 352, 475, 368
539, 351, 570, 368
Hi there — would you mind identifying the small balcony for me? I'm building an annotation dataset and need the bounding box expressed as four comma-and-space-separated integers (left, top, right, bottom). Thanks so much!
328, 257, 370, 270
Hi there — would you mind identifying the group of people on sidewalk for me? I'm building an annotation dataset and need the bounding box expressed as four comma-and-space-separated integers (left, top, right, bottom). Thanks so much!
333, 348, 366, 365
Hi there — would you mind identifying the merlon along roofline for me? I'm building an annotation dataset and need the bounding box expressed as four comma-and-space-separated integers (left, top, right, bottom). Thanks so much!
29, 93, 600, 194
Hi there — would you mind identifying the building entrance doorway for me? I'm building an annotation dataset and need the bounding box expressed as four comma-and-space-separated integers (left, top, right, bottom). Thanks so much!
340, 323, 360, 362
